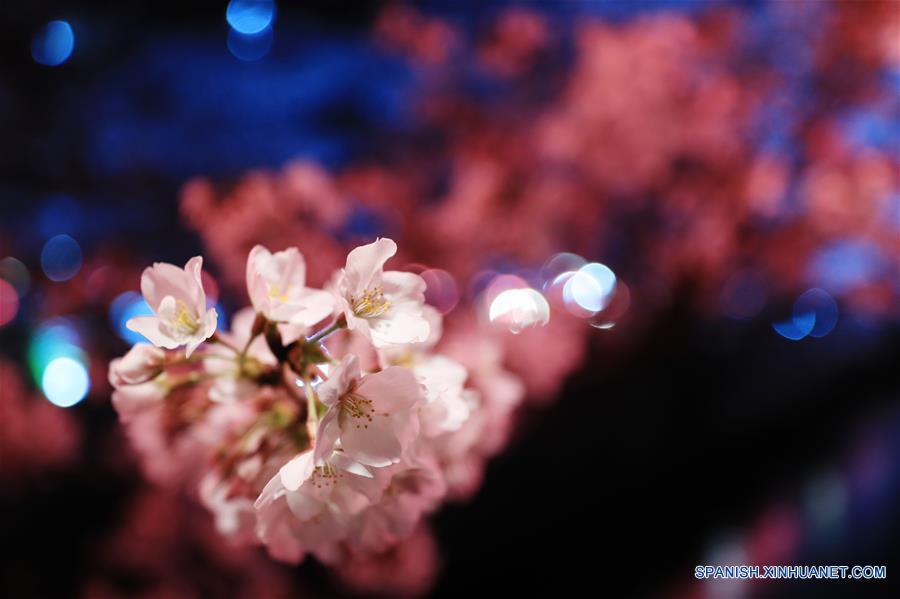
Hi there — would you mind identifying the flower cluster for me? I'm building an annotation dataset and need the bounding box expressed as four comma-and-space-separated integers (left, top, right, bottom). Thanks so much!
109, 238, 523, 566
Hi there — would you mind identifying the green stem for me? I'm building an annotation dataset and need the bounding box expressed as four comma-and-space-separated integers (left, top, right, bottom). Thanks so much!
307, 316, 346, 345
303, 373, 319, 443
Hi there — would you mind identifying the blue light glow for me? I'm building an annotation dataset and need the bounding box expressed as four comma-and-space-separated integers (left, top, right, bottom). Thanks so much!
41, 357, 89, 407
41, 234, 83, 281
226, 0, 276, 35
564, 262, 617, 312
794, 288, 838, 338
214, 303, 229, 332
809, 239, 885, 294
28, 318, 86, 384
227, 27, 274, 62
37, 195, 82, 238
32, 21, 74, 66
772, 311, 815, 341
772, 287, 839, 341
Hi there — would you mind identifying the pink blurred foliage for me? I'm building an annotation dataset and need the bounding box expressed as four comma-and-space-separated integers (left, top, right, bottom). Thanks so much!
186, 5, 898, 328
0, 361, 81, 479
333, 524, 441, 598
83, 485, 296, 599
180, 163, 348, 290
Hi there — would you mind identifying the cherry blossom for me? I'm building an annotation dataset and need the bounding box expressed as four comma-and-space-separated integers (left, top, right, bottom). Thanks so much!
205, 307, 278, 403
333, 238, 430, 348
314, 354, 422, 468
108, 343, 166, 386
347, 451, 446, 552
255, 449, 385, 563
109, 376, 169, 424
107, 237, 527, 587
412, 356, 473, 436
246, 245, 335, 343
127, 256, 218, 356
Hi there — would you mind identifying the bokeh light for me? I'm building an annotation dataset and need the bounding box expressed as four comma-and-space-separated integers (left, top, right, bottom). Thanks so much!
563, 262, 616, 313
772, 310, 816, 341
488, 288, 550, 334
41, 357, 90, 408
0, 256, 31, 295
226, 0, 276, 35
31, 20, 74, 66
544, 271, 576, 311
227, 27, 274, 62
809, 239, 885, 295
772, 288, 839, 341
468, 269, 501, 300
27, 318, 86, 384
720, 270, 768, 320
40, 234, 83, 281
482, 274, 530, 302
540, 252, 586, 289
793, 288, 838, 338
421, 268, 460, 314
587, 280, 631, 330
0, 279, 19, 327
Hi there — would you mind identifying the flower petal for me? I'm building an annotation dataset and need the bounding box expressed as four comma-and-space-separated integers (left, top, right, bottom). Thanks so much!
381, 270, 426, 302
369, 309, 431, 347
284, 288, 335, 327
246, 245, 272, 314
125, 315, 180, 349
313, 408, 341, 465
286, 488, 325, 520
344, 238, 397, 295
358, 366, 423, 412
279, 451, 315, 492
338, 408, 403, 467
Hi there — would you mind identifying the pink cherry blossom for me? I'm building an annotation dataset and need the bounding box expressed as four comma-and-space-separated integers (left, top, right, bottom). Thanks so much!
199, 387, 308, 546
108, 343, 166, 386
376, 304, 444, 367
314, 354, 422, 467
333, 238, 430, 347
246, 245, 334, 343
205, 307, 278, 403
254, 449, 385, 563
127, 256, 218, 356
109, 376, 169, 424
199, 471, 259, 546
413, 355, 473, 436
347, 451, 446, 552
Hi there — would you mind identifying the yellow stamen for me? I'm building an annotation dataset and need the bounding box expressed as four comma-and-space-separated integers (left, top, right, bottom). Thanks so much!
172, 300, 200, 335
309, 463, 343, 489
350, 286, 391, 318
267, 282, 291, 302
